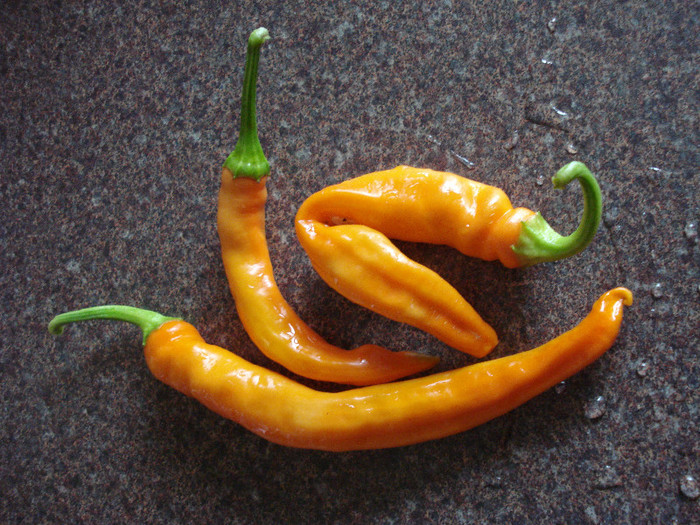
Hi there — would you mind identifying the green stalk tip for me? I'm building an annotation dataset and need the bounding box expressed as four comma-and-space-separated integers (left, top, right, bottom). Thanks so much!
48, 305, 179, 346
512, 161, 602, 266
223, 27, 271, 181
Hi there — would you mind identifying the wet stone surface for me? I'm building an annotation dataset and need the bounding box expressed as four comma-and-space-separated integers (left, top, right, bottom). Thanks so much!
1, 1, 698, 523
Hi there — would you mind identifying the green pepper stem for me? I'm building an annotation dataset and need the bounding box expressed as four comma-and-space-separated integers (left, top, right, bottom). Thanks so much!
511, 161, 602, 266
48, 305, 179, 346
223, 27, 270, 181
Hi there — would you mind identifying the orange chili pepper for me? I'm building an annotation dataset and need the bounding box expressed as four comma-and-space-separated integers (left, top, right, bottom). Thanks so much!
217, 28, 437, 385
48, 288, 632, 451
295, 163, 602, 357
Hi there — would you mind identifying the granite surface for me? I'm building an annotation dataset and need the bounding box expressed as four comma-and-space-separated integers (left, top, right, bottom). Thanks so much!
1, 1, 698, 523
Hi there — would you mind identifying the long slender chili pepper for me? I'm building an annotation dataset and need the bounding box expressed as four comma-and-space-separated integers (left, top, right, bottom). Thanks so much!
295, 163, 602, 356
217, 28, 437, 385
48, 288, 631, 451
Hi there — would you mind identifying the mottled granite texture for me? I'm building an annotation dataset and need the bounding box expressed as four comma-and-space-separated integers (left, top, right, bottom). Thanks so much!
1, 1, 698, 523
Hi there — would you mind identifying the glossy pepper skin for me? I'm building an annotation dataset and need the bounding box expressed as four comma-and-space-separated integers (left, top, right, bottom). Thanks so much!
217, 28, 437, 385
295, 163, 602, 357
49, 288, 632, 451
294, 217, 498, 357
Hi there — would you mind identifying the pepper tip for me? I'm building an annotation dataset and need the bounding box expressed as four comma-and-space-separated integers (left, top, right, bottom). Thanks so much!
48, 318, 64, 336
249, 27, 270, 46
614, 287, 634, 306
603, 287, 633, 307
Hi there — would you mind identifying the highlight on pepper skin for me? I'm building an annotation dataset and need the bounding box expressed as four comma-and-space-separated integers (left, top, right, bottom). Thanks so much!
216, 27, 438, 386
46, 27, 630, 453
296, 162, 602, 269
294, 162, 602, 357
48, 288, 632, 452
294, 217, 499, 358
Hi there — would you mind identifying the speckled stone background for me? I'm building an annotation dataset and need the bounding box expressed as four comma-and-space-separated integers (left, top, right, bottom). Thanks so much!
1, 1, 698, 523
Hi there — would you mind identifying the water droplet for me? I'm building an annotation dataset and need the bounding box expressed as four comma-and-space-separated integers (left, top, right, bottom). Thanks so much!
554, 381, 567, 394
584, 395, 606, 419
550, 104, 569, 117
594, 465, 623, 489
565, 142, 579, 154
535, 174, 545, 186
684, 221, 697, 240
484, 475, 504, 489
541, 56, 554, 66
679, 474, 700, 499
426, 134, 441, 146
651, 282, 664, 299
636, 361, 650, 377
603, 205, 620, 226
66, 260, 81, 273
584, 506, 600, 524
503, 130, 519, 151
547, 17, 557, 33
450, 151, 476, 170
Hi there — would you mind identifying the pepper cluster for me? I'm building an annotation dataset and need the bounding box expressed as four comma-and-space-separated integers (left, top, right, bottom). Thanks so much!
49, 28, 632, 451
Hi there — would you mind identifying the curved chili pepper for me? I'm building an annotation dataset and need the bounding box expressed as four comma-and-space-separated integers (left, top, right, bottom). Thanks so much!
48, 288, 632, 451
217, 28, 437, 385
295, 164, 602, 357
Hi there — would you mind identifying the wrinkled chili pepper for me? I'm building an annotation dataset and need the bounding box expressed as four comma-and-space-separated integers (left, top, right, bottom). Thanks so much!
48, 288, 632, 451
295, 163, 602, 357
217, 28, 437, 385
